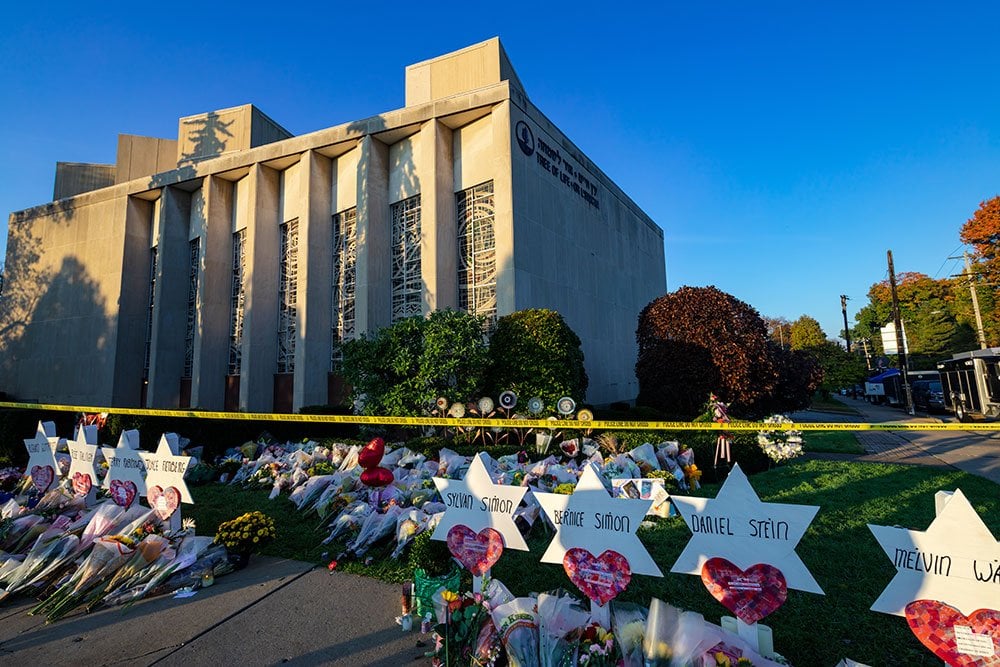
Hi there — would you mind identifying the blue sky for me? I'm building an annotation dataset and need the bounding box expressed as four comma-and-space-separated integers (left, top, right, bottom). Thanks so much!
2, 2, 998, 341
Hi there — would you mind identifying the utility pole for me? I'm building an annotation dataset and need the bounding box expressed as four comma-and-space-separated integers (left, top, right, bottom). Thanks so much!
887, 250, 914, 415
964, 251, 988, 349
860, 338, 872, 371
840, 294, 851, 352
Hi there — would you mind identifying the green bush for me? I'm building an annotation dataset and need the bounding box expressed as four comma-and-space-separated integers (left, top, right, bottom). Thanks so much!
484, 309, 588, 410
342, 309, 489, 416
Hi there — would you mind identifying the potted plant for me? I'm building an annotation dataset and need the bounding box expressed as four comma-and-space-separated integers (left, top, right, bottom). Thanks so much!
214, 510, 276, 569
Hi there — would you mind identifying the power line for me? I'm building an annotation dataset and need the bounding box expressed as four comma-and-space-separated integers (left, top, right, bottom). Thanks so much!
933, 245, 964, 279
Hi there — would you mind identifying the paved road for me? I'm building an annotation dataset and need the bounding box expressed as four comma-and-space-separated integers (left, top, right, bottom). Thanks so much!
795, 396, 1000, 485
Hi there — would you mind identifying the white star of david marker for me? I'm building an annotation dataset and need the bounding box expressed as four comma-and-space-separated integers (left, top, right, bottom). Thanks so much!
101, 429, 147, 496
670, 464, 822, 593
139, 433, 193, 503
66, 424, 103, 488
535, 463, 662, 577
869, 488, 1000, 617
23, 421, 60, 483
431, 452, 529, 550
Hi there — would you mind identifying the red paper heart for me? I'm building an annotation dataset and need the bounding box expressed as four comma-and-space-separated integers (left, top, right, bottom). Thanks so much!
71, 472, 93, 497
360, 466, 393, 488
147, 485, 181, 521
563, 548, 632, 606
30, 465, 55, 493
905, 600, 1000, 666
446, 525, 504, 576
358, 437, 385, 469
701, 557, 788, 624
109, 479, 138, 508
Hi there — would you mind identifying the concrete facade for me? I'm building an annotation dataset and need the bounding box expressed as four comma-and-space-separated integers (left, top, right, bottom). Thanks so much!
0, 38, 665, 410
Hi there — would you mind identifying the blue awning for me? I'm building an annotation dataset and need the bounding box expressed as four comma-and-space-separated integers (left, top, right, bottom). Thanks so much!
867, 368, 900, 383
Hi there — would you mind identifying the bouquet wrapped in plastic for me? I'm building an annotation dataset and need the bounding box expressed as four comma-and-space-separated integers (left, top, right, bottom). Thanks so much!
611, 601, 648, 667
491, 596, 539, 667
537, 589, 591, 667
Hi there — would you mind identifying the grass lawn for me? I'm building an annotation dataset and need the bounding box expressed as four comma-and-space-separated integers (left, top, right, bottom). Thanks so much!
190, 460, 999, 667
808, 394, 862, 414
803, 430, 865, 454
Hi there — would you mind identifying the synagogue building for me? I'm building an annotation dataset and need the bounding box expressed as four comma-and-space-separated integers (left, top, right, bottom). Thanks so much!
0, 38, 666, 411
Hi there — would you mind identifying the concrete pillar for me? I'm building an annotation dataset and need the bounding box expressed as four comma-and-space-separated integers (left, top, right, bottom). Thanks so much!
147, 185, 194, 407
240, 164, 280, 411
492, 101, 516, 314
190, 176, 233, 409
419, 120, 457, 312
112, 196, 154, 406
294, 150, 333, 410
355, 136, 390, 335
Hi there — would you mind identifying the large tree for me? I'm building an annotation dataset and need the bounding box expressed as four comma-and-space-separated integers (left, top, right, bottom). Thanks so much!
790, 315, 827, 350
636, 286, 779, 418
959, 196, 1000, 345
851, 272, 974, 362
763, 316, 792, 348
341, 309, 489, 415
484, 309, 588, 408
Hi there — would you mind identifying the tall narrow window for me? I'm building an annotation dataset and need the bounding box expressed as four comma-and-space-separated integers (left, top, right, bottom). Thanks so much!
391, 194, 422, 322
457, 180, 497, 323
142, 247, 158, 382
277, 218, 299, 374
331, 207, 357, 370
228, 229, 247, 375
183, 238, 200, 379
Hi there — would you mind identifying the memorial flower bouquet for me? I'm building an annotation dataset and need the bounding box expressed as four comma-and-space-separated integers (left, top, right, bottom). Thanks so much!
214, 510, 276, 556
577, 621, 619, 666
430, 589, 498, 666
31, 534, 136, 621
757, 415, 804, 463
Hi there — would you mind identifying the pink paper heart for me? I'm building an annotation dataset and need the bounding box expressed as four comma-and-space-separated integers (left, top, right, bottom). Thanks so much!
71, 472, 93, 497
147, 485, 181, 521
701, 557, 788, 624
446, 525, 504, 576
109, 479, 138, 508
563, 548, 631, 606
905, 600, 1000, 667
30, 464, 54, 493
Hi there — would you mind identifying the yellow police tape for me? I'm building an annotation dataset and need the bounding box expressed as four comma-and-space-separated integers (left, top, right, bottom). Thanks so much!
1, 400, 997, 431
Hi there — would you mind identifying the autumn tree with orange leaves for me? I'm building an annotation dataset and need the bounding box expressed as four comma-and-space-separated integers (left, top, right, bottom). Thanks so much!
958, 197, 1000, 344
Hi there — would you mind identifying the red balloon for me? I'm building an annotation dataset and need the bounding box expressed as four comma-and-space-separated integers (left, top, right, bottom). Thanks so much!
361, 466, 394, 488
358, 437, 385, 469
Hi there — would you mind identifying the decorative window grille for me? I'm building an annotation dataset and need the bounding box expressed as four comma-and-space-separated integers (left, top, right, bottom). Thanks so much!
227, 229, 247, 375
331, 207, 357, 370
276, 218, 299, 374
391, 195, 422, 322
182, 238, 200, 379
142, 247, 158, 381
457, 180, 497, 323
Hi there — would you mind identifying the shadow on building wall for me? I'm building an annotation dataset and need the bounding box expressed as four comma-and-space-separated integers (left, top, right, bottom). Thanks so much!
0, 250, 110, 402
1, 195, 114, 402
1, 199, 80, 367
180, 112, 235, 163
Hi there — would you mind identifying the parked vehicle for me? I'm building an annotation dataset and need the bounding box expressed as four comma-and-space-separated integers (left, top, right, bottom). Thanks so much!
865, 369, 937, 408
911, 379, 945, 413
937, 348, 1000, 421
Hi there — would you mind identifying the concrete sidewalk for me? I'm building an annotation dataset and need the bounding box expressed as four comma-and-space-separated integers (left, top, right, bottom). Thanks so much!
0, 557, 432, 666
799, 396, 1000, 485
